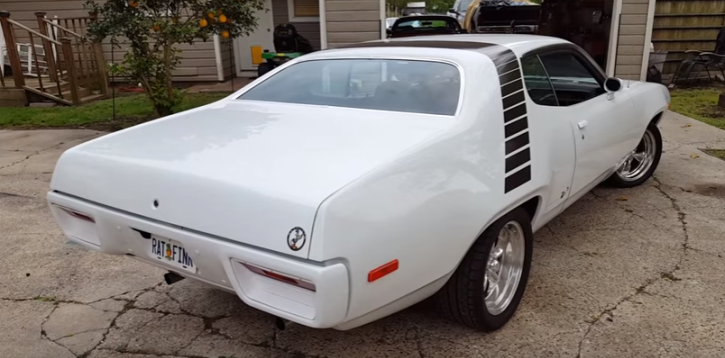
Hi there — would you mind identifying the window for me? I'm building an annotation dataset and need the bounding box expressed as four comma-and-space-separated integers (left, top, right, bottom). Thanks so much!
537, 52, 605, 106
520, 55, 558, 106
288, 0, 319, 22
457, 0, 474, 12
238, 59, 461, 116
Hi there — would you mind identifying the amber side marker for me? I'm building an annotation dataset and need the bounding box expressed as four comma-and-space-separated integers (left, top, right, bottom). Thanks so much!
368, 259, 399, 283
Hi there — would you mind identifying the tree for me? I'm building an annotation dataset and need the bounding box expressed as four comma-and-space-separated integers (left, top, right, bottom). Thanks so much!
84, 0, 264, 116
426, 0, 456, 13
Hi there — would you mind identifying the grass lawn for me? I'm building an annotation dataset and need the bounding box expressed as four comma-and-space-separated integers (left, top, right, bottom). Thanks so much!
669, 85, 725, 130
702, 149, 725, 161
0, 93, 228, 131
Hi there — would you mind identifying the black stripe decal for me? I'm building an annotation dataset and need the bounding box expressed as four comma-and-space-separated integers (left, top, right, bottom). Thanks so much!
505, 131, 529, 155
491, 52, 517, 66
505, 165, 532, 194
485, 46, 532, 193
505, 116, 528, 138
497, 60, 520, 75
499, 69, 522, 85
506, 148, 531, 172
504, 103, 526, 123
502, 90, 525, 110
501, 80, 523, 97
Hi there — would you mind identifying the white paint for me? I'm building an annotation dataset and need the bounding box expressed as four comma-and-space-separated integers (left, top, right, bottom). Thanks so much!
288, 0, 320, 22
213, 34, 224, 81
640, 0, 658, 81
47, 34, 671, 332
606, 0, 623, 77
319, 0, 327, 49
233, 0, 275, 73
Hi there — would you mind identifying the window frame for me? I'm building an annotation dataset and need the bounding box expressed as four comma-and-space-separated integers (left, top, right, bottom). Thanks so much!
287, 0, 320, 22
520, 44, 609, 107
520, 54, 559, 107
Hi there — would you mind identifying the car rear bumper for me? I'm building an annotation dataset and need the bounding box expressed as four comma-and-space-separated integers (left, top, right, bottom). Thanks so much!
47, 191, 350, 329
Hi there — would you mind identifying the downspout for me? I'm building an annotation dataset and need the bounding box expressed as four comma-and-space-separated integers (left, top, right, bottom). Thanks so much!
213, 34, 224, 81
319, 0, 328, 49
380, 0, 386, 40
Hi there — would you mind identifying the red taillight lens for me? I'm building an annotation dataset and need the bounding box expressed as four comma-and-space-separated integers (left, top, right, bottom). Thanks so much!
55, 205, 95, 223
242, 263, 316, 292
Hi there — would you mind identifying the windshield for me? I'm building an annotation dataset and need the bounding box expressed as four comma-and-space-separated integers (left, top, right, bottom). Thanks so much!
239, 59, 461, 116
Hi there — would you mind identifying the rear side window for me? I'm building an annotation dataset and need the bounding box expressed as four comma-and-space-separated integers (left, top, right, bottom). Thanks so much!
239, 59, 461, 116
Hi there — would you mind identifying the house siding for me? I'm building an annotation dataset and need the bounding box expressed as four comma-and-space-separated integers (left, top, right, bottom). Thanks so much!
2, 0, 223, 82
615, 0, 649, 80
324, 0, 381, 48
272, 0, 321, 50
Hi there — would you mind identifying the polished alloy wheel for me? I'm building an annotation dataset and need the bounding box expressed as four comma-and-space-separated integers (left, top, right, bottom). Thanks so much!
484, 221, 525, 315
617, 129, 657, 182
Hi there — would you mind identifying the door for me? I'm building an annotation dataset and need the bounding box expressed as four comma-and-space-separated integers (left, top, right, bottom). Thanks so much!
234, 0, 274, 74
533, 48, 636, 198
519, 54, 577, 214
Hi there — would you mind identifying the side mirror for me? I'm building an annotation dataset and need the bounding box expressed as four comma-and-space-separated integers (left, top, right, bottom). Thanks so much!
604, 77, 622, 92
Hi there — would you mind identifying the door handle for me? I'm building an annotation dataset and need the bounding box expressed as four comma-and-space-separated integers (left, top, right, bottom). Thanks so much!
577, 120, 588, 129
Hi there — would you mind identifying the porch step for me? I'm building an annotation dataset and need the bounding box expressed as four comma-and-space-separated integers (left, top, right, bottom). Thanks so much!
42, 86, 92, 99
23, 86, 72, 106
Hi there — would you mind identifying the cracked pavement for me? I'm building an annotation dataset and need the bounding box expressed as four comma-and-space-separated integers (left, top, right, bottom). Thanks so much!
1, 111, 724, 358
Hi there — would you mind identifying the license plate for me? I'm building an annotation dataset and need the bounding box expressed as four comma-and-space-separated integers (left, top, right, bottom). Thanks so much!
150, 237, 196, 274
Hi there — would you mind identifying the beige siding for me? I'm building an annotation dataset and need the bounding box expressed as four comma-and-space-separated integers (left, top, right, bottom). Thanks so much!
2, 0, 222, 82
272, 0, 321, 50
615, 0, 649, 80
325, 0, 381, 48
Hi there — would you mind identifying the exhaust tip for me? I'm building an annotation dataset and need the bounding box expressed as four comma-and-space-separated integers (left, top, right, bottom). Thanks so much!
275, 317, 291, 331
164, 272, 185, 285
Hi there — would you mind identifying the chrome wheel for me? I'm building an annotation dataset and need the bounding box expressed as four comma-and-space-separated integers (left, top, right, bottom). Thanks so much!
484, 221, 525, 315
617, 129, 657, 182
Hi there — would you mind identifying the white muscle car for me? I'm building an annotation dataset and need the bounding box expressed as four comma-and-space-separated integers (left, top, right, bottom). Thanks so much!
47, 34, 670, 332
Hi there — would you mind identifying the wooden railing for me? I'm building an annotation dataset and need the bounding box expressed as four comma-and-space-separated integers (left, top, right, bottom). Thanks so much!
38, 12, 109, 99
0, 11, 108, 105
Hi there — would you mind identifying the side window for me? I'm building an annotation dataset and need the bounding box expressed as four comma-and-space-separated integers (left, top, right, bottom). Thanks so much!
537, 52, 606, 107
520, 55, 558, 106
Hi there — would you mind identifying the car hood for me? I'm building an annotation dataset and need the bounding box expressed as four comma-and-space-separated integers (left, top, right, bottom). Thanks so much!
50, 100, 452, 258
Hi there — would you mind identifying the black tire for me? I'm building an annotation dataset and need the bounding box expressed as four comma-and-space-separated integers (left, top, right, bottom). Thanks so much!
604, 123, 663, 188
257, 63, 274, 78
435, 208, 533, 331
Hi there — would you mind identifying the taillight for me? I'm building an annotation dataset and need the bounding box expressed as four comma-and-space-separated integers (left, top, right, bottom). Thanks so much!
54, 205, 95, 223
241, 262, 316, 292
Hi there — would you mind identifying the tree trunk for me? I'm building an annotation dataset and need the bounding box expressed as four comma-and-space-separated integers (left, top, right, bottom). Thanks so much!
718, 92, 725, 108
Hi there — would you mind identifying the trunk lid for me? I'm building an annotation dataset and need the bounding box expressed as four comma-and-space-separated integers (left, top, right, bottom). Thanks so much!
51, 100, 452, 258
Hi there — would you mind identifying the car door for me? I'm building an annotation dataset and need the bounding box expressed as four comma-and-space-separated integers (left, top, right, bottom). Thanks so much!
518, 54, 577, 215
534, 48, 637, 200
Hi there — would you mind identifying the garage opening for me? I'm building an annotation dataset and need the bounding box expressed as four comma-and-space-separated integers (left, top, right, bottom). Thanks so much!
467, 0, 616, 71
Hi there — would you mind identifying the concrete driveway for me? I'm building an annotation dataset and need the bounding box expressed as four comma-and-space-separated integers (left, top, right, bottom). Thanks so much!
1, 111, 724, 358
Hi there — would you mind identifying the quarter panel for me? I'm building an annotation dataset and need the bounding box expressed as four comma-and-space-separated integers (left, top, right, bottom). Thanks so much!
308, 50, 553, 322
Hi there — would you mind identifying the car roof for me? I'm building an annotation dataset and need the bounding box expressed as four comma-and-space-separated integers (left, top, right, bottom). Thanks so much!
335, 34, 570, 56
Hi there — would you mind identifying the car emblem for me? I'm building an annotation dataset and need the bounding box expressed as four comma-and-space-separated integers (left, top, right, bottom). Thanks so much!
287, 227, 306, 251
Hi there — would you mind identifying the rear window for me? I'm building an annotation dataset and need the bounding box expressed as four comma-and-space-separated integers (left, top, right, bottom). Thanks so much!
238, 59, 461, 116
